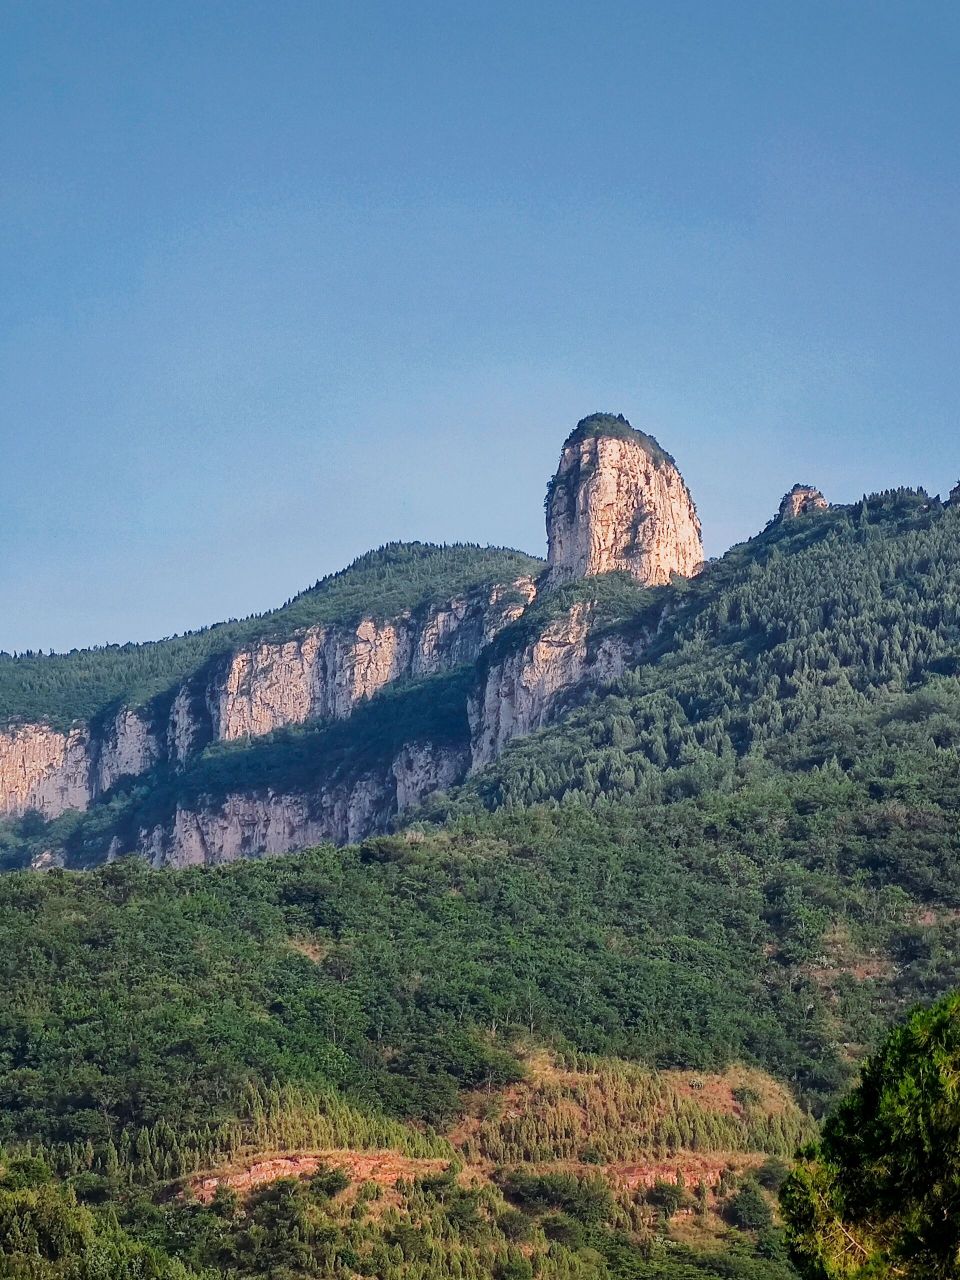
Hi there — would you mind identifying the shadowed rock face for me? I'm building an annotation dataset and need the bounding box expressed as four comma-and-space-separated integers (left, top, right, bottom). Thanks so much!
778, 484, 829, 521
545, 415, 703, 587
0, 579, 536, 822
949, 482, 960, 507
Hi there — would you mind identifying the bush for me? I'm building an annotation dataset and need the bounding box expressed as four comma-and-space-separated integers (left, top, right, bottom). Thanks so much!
541, 1213, 586, 1248
647, 1178, 688, 1219
733, 1085, 762, 1108
755, 1157, 791, 1192
497, 1209, 532, 1242
499, 1170, 613, 1225
0, 1157, 52, 1190
725, 1181, 772, 1230
495, 1251, 533, 1280
309, 1165, 350, 1199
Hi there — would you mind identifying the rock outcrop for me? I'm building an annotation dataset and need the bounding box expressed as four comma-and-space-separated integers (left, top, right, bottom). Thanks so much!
0, 412, 705, 863
0, 724, 91, 819
132, 741, 467, 867
469, 602, 648, 770
948, 481, 960, 508
208, 581, 535, 743
96, 709, 161, 794
777, 484, 829, 521
545, 414, 702, 587
0, 579, 536, 822
134, 591, 650, 866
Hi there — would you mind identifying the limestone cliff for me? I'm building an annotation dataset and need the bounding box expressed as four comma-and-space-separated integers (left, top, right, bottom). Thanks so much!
545, 415, 703, 587
96, 709, 161, 794
208, 580, 535, 742
0, 578, 535, 822
132, 594, 648, 866
0, 724, 91, 819
133, 741, 466, 867
1, 413, 708, 864
777, 484, 829, 521
469, 603, 649, 770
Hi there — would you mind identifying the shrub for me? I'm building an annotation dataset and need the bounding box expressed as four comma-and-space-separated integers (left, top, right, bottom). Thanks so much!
497, 1208, 532, 1242
755, 1156, 791, 1192
725, 1181, 772, 1230
647, 1179, 688, 1219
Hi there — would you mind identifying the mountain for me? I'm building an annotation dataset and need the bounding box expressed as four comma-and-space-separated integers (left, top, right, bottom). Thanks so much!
0, 543, 540, 840
3, 416, 960, 1279
1, 414, 709, 867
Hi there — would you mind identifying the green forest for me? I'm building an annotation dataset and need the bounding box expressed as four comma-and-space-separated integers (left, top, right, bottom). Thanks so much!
3, 489, 960, 1277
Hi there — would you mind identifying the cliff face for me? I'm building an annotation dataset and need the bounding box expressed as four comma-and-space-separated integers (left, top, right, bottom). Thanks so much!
546, 418, 702, 587
3, 412, 709, 866
134, 741, 467, 867
468, 603, 649, 770
0, 578, 536, 822
137, 593, 648, 867
209, 581, 535, 742
96, 710, 160, 794
0, 724, 91, 819
778, 484, 829, 521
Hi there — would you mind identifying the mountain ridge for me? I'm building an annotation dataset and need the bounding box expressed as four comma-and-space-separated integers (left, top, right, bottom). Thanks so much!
3, 418, 957, 875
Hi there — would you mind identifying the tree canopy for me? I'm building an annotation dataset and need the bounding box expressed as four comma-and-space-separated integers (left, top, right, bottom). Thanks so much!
782, 991, 960, 1278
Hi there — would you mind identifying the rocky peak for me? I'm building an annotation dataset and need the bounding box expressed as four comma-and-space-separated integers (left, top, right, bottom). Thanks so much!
777, 484, 829, 521
545, 413, 703, 586
948, 481, 960, 507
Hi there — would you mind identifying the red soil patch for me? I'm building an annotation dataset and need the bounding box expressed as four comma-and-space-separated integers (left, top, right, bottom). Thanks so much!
662, 1072, 738, 1116
190, 1149, 449, 1204
605, 1153, 763, 1191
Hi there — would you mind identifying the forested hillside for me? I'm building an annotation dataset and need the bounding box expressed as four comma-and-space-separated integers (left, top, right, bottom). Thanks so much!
3, 488, 960, 1278
432, 488, 960, 814
8, 487, 960, 874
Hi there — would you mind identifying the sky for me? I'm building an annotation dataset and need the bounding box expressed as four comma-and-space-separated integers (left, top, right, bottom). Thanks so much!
2, 0, 959, 653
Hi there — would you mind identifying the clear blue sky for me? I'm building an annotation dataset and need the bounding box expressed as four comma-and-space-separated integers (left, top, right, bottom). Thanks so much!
3, 1, 959, 653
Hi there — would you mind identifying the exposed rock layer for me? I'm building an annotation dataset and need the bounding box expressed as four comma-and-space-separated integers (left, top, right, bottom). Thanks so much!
133, 742, 466, 867
546, 426, 702, 586
778, 485, 829, 521
0, 580, 535, 821
469, 603, 645, 769
0, 724, 91, 819
135, 598, 645, 867
3, 414, 708, 865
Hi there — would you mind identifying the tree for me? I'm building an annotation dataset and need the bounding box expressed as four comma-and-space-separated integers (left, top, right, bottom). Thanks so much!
726, 1181, 772, 1231
781, 992, 960, 1278
647, 1178, 687, 1220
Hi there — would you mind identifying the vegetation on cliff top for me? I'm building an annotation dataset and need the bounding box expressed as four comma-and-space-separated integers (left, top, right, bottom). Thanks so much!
561, 413, 680, 471
546, 413, 685, 518
0, 542, 543, 729
438, 488, 960, 818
